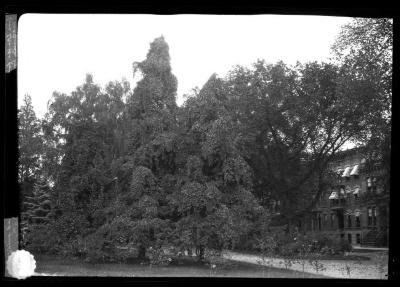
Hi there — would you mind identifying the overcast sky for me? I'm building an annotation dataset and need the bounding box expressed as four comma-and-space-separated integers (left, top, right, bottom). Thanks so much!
18, 14, 352, 118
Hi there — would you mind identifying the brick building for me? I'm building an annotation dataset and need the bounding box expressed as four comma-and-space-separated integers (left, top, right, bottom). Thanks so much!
267, 147, 389, 247
301, 147, 389, 247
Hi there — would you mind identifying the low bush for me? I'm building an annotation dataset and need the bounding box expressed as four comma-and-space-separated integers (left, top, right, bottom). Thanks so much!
24, 224, 63, 255
254, 231, 353, 258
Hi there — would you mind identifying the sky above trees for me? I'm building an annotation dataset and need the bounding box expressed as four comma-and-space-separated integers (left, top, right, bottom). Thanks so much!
18, 14, 352, 118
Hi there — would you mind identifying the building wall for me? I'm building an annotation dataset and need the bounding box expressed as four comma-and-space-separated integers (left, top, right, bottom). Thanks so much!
300, 149, 389, 247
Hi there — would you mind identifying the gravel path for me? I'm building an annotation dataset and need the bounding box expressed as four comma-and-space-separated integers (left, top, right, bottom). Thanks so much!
222, 250, 388, 279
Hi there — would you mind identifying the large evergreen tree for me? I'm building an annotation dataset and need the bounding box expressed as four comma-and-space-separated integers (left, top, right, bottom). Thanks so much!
21, 176, 52, 247
172, 74, 265, 260
18, 94, 44, 246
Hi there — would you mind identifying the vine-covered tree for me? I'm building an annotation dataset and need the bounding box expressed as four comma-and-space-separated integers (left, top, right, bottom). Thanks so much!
171, 74, 266, 260
92, 36, 180, 261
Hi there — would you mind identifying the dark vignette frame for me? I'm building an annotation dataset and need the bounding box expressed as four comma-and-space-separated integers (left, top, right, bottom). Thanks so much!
2, 2, 397, 285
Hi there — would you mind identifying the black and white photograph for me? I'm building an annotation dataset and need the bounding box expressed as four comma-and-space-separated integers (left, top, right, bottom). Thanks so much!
11, 13, 392, 279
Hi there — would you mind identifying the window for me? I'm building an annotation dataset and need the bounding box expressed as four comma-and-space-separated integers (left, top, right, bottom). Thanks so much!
318, 214, 322, 231
356, 215, 361, 227
342, 167, 351, 178
367, 177, 372, 188
348, 234, 352, 244
331, 214, 335, 227
353, 185, 360, 198
372, 178, 377, 193
356, 234, 361, 244
271, 200, 276, 213
373, 207, 377, 226
350, 165, 359, 176
329, 192, 339, 200
368, 208, 372, 224
368, 207, 375, 226
347, 215, 352, 228
367, 177, 378, 193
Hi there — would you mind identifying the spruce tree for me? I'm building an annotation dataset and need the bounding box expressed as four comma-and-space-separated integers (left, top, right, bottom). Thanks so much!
21, 177, 51, 246
18, 94, 44, 246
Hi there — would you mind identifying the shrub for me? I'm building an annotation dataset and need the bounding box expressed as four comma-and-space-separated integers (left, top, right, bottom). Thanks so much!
24, 224, 63, 255
333, 239, 352, 253
147, 246, 172, 266
81, 228, 114, 263
275, 232, 352, 258
52, 212, 90, 241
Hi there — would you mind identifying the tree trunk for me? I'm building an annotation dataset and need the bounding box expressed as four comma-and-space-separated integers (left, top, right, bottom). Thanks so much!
196, 245, 205, 262
286, 219, 291, 234
138, 245, 146, 259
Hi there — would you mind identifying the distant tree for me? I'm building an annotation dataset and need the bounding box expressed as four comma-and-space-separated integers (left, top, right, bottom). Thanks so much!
21, 176, 51, 238
18, 94, 44, 245
18, 94, 43, 195
20, 176, 52, 248
22, 176, 51, 224
42, 75, 130, 258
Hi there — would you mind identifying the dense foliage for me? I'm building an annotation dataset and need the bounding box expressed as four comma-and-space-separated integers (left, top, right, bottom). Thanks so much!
19, 20, 391, 263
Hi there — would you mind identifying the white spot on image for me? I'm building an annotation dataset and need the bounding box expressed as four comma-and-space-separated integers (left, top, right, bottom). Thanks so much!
6, 250, 36, 279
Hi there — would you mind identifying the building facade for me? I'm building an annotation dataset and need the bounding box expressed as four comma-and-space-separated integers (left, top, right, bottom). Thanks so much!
301, 148, 389, 247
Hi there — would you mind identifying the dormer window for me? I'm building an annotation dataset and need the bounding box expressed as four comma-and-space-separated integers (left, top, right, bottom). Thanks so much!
342, 167, 351, 178
353, 185, 360, 199
350, 165, 359, 176
329, 191, 339, 200
336, 169, 343, 177
367, 177, 372, 188
372, 178, 378, 192
367, 177, 378, 192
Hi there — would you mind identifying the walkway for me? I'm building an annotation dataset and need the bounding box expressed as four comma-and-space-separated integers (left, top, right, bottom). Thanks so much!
353, 246, 389, 251
222, 250, 388, 279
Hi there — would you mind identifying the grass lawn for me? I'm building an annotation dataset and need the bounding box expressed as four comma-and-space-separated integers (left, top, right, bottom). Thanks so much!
33, 254, 328, 278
